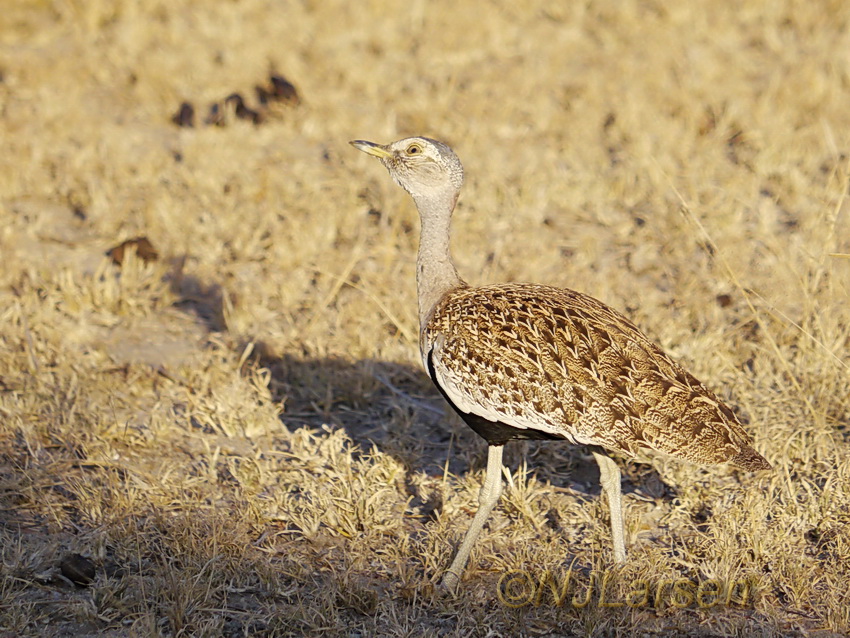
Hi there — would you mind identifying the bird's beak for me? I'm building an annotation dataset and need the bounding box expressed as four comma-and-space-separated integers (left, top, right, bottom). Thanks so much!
350, 140, 393, 159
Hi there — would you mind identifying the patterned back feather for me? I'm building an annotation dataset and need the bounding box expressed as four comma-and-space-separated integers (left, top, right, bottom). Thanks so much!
424, 283, 770, 471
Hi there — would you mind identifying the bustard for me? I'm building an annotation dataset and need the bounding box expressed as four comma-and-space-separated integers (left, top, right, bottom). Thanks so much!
350, 136, 771, 589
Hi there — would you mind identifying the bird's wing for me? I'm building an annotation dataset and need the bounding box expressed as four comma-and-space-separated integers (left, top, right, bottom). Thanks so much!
422, 283, 764, 464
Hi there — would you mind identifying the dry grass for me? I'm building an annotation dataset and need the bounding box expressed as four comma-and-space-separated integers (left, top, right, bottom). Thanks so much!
1, 0, 850, 636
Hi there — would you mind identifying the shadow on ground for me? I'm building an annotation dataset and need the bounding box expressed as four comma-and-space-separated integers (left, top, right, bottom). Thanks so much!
166, 260, 674, 498
255, 351, 675, 500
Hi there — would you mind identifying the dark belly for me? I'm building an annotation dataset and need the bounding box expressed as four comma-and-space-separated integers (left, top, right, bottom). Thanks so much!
455, 409, 563, 446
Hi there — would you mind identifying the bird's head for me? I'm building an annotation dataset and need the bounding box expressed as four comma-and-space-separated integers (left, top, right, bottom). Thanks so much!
350, 137, 464, 203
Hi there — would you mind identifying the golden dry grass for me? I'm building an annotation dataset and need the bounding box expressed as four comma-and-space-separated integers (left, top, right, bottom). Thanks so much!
1, 0, 849, 636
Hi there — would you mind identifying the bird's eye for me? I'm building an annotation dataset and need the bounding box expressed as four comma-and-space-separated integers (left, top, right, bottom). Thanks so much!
406, 144, 422, 155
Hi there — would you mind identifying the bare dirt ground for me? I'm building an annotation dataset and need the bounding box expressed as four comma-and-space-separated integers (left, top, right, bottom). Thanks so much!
1, 1, 849, 636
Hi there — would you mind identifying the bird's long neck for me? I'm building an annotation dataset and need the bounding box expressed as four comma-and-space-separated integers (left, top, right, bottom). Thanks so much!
412, 190, 465, 330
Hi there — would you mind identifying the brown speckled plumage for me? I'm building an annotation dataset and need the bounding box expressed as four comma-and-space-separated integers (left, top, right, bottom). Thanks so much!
425, 282, 768, 470
350, 135, 770, 589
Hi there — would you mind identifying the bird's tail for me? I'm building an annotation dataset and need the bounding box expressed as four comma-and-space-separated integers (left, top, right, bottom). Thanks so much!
729, 445, 772, 471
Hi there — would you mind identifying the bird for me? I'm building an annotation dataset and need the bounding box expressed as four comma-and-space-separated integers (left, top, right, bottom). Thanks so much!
350, 136, 771, 590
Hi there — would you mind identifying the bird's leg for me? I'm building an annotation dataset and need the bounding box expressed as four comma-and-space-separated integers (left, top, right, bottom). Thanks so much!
441, 444, 505, 590
592, 451, 626, 563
